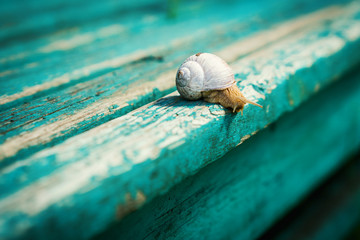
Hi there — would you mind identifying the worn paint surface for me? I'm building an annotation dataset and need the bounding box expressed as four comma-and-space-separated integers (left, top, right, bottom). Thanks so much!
2, 1, 360, 197
0, 0, 307, 103
1, 2, 360, 239
0, 0, 161, 44
0, 1, 358, 165
93, 69, 360, 240
0, 1, 354, 164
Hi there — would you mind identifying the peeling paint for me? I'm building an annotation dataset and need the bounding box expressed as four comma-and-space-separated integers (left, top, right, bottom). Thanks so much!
2, 6, 360, 213
218, 5, 344, 63
1, 3, 354, 107
209, 105, 228, 116
2, 3, 360, 162
1, 1, 360, 239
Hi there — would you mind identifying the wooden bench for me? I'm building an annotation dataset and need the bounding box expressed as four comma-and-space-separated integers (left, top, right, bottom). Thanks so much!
1, 0, 360, 239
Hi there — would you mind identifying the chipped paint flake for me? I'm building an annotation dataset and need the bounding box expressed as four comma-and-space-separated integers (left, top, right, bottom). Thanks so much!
209, 105, 227, 116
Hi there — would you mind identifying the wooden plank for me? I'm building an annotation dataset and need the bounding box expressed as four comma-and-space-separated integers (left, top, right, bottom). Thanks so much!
1, 2, 359, 164
4, 0, 356, 197
92, 69, 360, 240
0, 1, 356, 164
0, 0, 288, 102
1, 0, 346, 106
93, 70, 360, 240
0, 0, 161, 45
1, 5, 360, 239
1, 0, 345, 47
258, 153, 360, 240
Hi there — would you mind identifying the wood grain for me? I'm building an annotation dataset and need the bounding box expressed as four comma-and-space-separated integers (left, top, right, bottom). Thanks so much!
1, 2, 360, 238
1, 2, 354, 163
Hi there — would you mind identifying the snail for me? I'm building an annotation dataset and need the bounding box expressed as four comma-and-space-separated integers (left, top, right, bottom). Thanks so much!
176, 52, 262, 114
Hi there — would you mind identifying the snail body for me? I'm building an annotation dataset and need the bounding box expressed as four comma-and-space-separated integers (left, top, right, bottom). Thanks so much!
176, 53, 262, 113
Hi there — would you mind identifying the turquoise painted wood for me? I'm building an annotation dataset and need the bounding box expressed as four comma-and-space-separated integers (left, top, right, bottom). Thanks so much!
1, 0, 317, 102
1, 0, 355, 166
0, 0, 342, 163
0, 0, 162, 45
1, 1, 360, 166
1, 3, 360, 239
2, 3, 360, 201
94, 69, 360, 240
1, 0, 360, 239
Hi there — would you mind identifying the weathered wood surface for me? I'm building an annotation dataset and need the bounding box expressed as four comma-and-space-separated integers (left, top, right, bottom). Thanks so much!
0, 0, 161, 46
0, 0, 315, 104
259, 153, 360, 240
93, 69, 360, 240
1, 0, 352, 164
1, 1, 360, 238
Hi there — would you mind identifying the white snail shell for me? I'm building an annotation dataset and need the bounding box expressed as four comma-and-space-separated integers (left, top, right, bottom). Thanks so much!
176, 53, 235, 100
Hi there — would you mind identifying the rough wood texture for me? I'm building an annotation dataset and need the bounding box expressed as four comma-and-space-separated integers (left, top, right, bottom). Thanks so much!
0, 0, 161, 44
202, 84, 263, 113
93, 68, 360, 240
1, 0, 318, 105
1, 0, 351, 163
1, 2, 360, 238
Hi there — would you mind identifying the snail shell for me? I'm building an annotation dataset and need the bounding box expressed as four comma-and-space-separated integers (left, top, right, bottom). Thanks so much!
175, 52, 262, 113
176, 53, 235, 100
